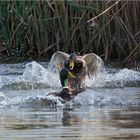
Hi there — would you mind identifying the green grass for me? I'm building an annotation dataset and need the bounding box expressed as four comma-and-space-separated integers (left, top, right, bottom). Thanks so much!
0, 0, 139, 64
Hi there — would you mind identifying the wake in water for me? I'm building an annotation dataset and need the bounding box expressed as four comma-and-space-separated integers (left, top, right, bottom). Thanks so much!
0, 61, 140, 89
0, 61, 140, 108
0, 87, 139, 109
0, 91, 63, 109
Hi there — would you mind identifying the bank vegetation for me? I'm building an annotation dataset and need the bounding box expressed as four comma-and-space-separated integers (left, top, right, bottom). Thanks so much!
0, 0, 139, 65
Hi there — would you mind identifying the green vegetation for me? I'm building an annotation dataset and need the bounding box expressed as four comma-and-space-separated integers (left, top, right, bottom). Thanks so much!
0, 0, 139, 65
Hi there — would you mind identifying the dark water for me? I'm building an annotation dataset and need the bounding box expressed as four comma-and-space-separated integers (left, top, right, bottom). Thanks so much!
0, 61, 140, 140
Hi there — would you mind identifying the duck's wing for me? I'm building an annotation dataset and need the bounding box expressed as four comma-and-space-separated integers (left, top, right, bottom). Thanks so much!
48, 51, 69, 73
82, 53, 104, 77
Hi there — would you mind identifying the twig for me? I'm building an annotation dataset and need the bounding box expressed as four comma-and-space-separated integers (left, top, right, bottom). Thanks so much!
87, 0, 120, 23
123, 42, 140, 66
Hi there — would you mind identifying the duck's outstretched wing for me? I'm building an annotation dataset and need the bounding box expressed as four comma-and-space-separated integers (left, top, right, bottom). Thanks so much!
82, 53, 104, 77
48, 51, 69, 73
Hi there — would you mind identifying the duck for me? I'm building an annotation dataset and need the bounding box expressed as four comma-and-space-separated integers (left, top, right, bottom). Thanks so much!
59, 68, 81, 94
48, 68, 83, 101
49, 51, 104, 92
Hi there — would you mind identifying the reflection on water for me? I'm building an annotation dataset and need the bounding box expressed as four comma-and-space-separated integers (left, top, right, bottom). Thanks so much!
0, 61, 140, 140
0, 106, 140, 140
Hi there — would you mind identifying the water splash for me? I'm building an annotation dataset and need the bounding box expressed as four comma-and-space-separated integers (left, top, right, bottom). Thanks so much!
105, 68, 140, 88
0, 91, 64, 109
0, 61, 140, 90
71, 88, 139, 107
21, 61, 60, 88
1, 88, 139, 109
0, 61, 61, 90
0, 61, 140, 109
85, 71, 107, 88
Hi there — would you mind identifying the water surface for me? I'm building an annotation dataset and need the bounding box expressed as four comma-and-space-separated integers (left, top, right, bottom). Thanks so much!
0, 61, 140, 140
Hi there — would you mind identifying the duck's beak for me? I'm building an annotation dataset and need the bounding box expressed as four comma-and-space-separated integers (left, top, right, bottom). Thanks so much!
67, 71, 76, 78
69, 60, 74, 70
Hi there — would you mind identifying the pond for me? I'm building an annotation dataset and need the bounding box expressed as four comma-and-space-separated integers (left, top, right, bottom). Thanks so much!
0, 61, 140, 140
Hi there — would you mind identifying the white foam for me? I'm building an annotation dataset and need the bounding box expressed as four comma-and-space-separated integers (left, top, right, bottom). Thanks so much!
85, 71, 107, 88
105, 68, 140, 87
72, 88, 139, 107
1, 61, 140, 90
0, 92, 9, 107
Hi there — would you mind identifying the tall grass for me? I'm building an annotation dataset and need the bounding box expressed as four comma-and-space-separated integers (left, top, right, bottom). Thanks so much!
0, 0, 139, 64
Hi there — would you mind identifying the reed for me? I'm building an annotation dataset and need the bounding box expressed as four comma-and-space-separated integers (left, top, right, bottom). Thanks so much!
0, 0, 139, 64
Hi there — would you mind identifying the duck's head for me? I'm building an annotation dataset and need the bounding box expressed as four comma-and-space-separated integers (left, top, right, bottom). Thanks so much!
60, 68, 76, 87
69, 53, 77, 60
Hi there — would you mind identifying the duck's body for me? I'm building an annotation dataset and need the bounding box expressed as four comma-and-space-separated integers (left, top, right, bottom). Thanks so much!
59, 68, 82, 93
49, 51, 104, 93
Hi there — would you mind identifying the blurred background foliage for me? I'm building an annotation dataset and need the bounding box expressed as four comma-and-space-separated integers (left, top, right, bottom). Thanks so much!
0, 0, 139, 65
